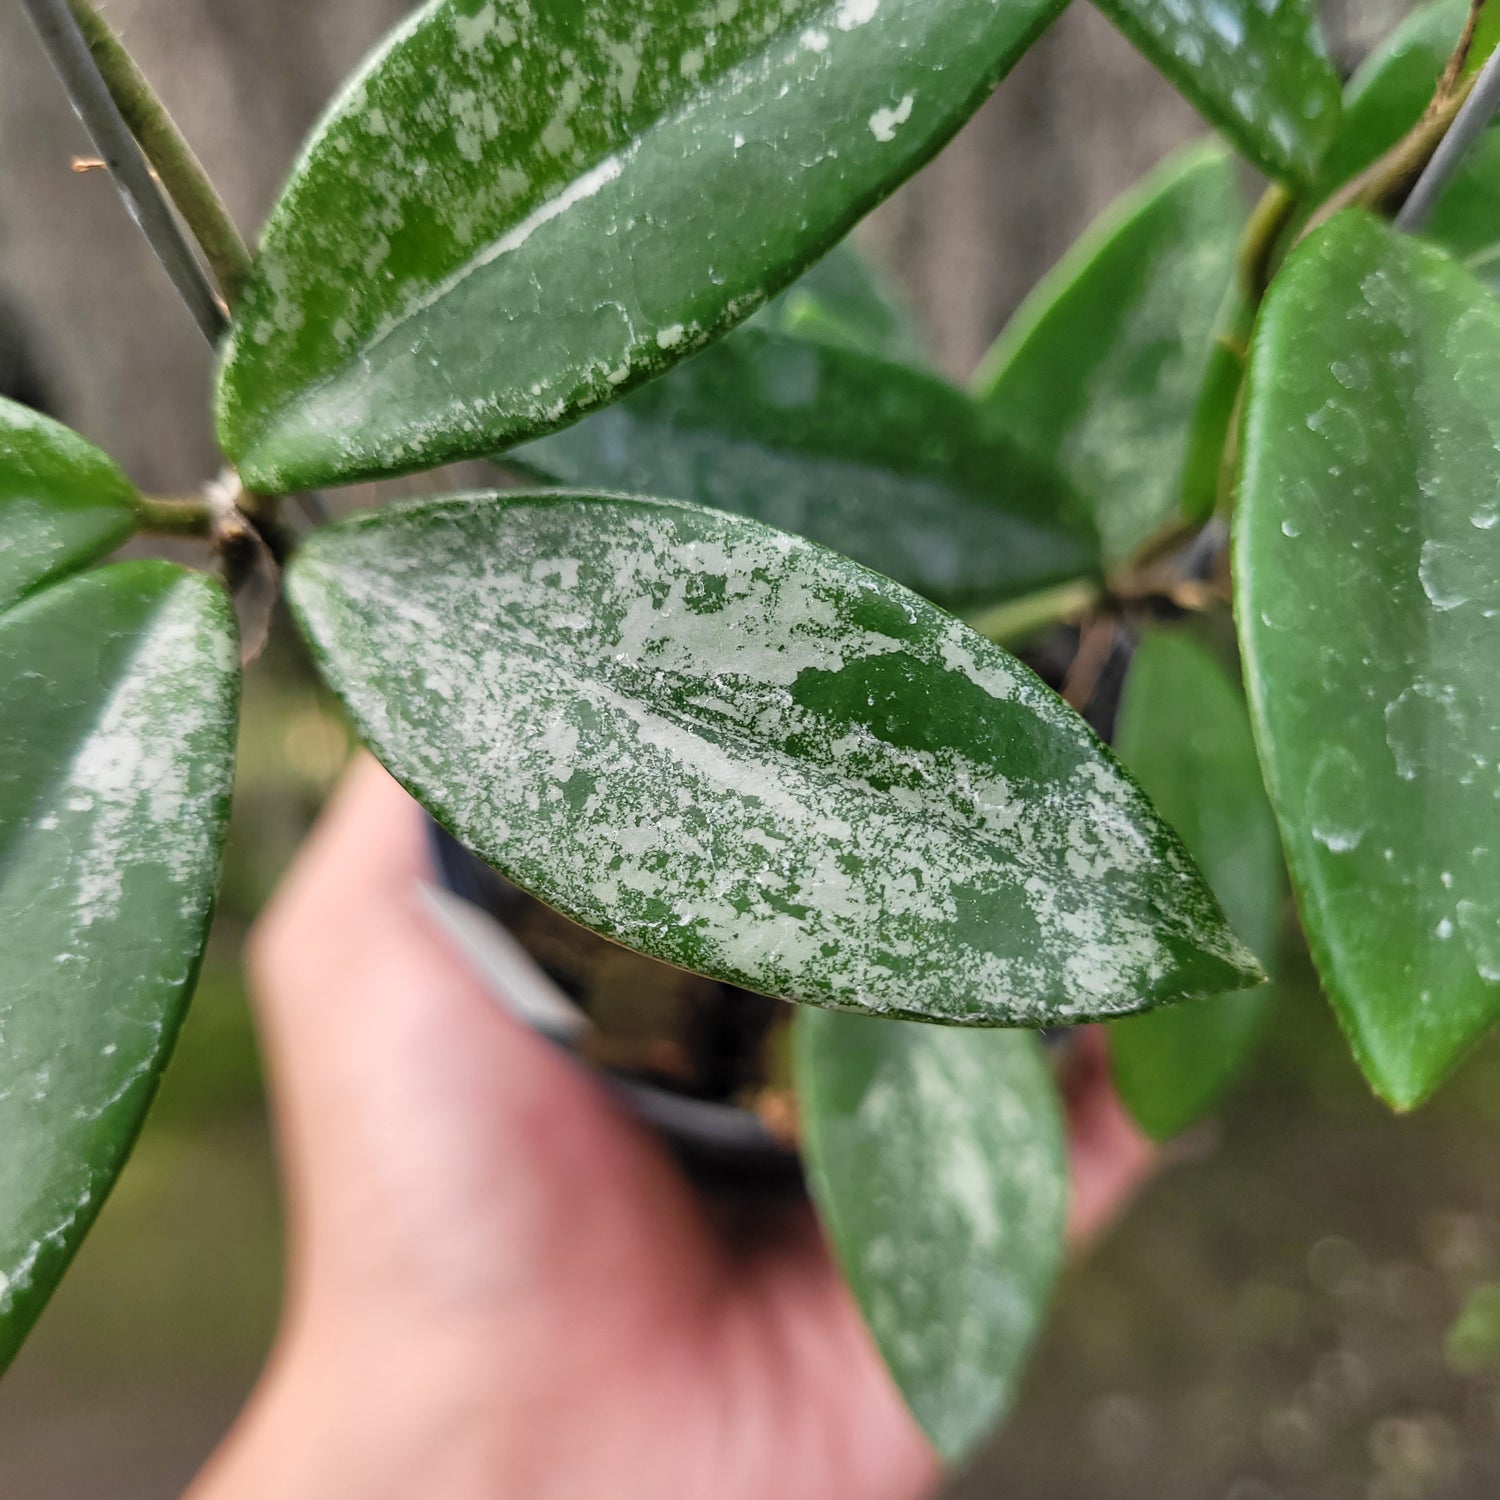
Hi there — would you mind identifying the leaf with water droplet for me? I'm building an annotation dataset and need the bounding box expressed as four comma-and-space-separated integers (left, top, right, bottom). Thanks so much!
1090, 0, 1340, 182
1237, 210, 1500, 1108
794, 1009, 1064, 1460
0, 397, 137, 616
289, 492, 1260, 1026
510, 326, 1097, 614
216, 0, 1067, 492
1109, 631, 1281, 1140
0, 563, 239, 1370
974, 143, 1242, 563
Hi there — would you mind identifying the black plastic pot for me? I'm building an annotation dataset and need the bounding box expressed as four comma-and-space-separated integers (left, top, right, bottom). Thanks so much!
427, 821, 803, 1192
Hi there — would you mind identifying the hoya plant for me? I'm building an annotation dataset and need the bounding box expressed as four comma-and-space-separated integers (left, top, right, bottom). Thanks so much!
4, 0, 1498, 1465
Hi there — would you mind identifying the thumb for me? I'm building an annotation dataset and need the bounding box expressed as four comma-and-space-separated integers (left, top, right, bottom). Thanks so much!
247, 754, 709, 1314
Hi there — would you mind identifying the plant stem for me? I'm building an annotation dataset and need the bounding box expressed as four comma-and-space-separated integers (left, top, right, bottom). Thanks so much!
1061, 615, 1121, 713
968, 578, 1102, 649
65, 0, 252, 306
20, 0, 226, 345
1301, 76, 1475, 243
133, 495, 217, 537
1236, 182, 1298, 302
1433, 0, 1487, 108
1399, 39, 1500, 230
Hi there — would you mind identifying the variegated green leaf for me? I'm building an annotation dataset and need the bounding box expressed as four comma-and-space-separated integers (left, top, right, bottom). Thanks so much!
217, 0, 1064, 492
510, 327, 1097, 613
1090, 0, 1340, 182
289, 492, 1259, 1026
796, 1010, 1065, 1460
0, 563, 239, 1369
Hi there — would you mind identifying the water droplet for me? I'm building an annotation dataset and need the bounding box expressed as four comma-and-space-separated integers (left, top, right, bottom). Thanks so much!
1385, 682, 1459, 782
1330, 356, 1370, 391
1419, 540, 1469, 611
1306, 746, 1366, 854
1457, 900, 1500, 982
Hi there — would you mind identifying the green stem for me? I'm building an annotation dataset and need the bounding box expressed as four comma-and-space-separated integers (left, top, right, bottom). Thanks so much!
967, 578, 1101, 649
66, 0, 252, 307
1400, 36, 1500, 230
21, 0, 225, 343
1301, 74, 1476, 242
1236, 182, 1298, 304
133, 495, 216, 537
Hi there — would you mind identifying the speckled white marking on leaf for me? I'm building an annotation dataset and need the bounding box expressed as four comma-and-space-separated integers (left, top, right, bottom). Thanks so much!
1090, 0, 1338, 182
0, 565, 238, 1364
796, 1012, 1064, 1459
291, 493, 1257, 1025
868, 92, 913, 141
216, 0, 1069, 490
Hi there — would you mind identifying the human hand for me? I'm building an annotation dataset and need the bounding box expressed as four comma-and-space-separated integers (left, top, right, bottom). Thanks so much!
189, 756, 1156, 1500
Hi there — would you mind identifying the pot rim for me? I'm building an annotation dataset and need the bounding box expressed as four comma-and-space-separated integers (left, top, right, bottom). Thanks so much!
426, 819, 803, 1190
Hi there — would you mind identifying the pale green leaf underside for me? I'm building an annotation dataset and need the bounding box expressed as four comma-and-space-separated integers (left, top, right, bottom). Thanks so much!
509, 325, 1098, 613
0, 396, 137, 616
289, 493, 1259, 1025
974, 142, 1242, 564
1109, 631, 1282, 1140
1238, 212, 1500, 1108
795, 1010, 1065, 1460
217, 0, 1065, 492
1089, 0, 1340, 182
0, 563, 239, 1370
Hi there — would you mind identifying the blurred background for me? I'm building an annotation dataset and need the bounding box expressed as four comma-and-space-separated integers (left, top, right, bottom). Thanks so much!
6, 1, 1500, 1496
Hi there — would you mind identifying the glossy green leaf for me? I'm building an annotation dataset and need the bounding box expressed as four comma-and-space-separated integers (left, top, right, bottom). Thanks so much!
1089, 0, 1340, 182
217, 0, 1066, 493
1237, 211, 1500, 1108
1304, 0, 1474, 200
0, 563, 239, 1368
1294, 0, 1500, 289
1180, 285, 1252, 525
290, 492, 1259, 1025
795, 1009, 1065, 1460
751, 240, 929, 367
510, 327, 1097, 613
974, 143, 1243, 563
1109, 632, 1281, 1139
1473, 4, 1500, 71
0, 397, 137, 616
